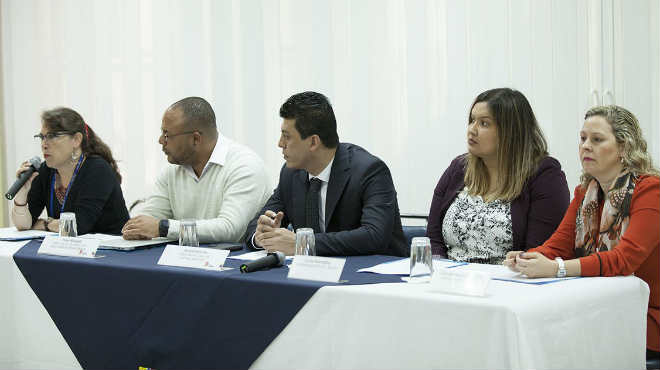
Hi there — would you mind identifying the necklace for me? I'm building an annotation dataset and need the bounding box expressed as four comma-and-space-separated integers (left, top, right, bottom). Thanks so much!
49, 154, 85, 216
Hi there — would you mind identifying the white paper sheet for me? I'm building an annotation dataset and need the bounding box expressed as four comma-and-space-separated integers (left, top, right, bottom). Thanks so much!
357, 258, 467, 275
450, 263, 579, 284
0, 227, 56, 241
78, 234, 172, 249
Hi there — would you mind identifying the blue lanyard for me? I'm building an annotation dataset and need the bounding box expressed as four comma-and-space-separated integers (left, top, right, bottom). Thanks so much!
49, 154, 84, 216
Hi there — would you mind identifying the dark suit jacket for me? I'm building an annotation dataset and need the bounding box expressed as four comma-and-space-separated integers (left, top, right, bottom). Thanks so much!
427, 154, 570, 257
245, 142, 408, 257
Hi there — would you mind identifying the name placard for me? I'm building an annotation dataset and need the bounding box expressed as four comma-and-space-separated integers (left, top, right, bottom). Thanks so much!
38, 235, 99, 258
287, 255, 346, 283
429, 269, 491, 297
157, 245, 229, 271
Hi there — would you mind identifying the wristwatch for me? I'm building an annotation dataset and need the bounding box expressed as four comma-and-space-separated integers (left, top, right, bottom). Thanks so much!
555, 257, 567, 278
158, 219, 169, 237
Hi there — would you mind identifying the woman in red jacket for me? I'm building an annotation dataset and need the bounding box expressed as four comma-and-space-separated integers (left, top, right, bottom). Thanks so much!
503, 105, 659, 361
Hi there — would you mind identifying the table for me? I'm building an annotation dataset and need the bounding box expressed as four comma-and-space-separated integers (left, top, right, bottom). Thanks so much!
253, 277, 648, 369
0, 240, 649, 369
0, 241, 79, 369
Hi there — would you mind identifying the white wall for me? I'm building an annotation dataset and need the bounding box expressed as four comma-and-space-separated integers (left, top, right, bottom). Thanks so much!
2, 0, 659, 219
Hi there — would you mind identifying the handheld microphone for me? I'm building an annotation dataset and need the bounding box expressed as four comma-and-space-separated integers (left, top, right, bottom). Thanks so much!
240, 251, 286, 273
5, 157, 42, 200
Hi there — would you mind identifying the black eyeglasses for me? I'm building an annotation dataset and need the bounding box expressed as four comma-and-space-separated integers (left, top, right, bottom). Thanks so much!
34, 132, 73, 143
160, 130, 199, 144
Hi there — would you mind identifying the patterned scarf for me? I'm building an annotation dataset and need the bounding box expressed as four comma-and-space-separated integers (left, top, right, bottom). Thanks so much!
575, 172, 636, 257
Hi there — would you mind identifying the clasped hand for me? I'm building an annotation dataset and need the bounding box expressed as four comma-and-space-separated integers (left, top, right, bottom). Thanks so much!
255, 210, 295, 255
502, 251, 558, 278
122, 215, 159, 240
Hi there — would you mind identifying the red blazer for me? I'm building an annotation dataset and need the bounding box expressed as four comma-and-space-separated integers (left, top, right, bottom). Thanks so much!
529, 175, 660, 351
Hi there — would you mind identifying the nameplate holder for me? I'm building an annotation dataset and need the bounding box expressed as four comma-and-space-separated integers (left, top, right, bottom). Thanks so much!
157, 245, 229, 271
428, 269, 491, 297
38, 235, 99, 258
287, 255, 346, 283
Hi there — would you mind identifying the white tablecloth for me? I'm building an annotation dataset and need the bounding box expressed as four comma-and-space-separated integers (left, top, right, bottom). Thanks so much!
0, 241, 649, 369
0, 241, 80, 369
253, 276, 648, 369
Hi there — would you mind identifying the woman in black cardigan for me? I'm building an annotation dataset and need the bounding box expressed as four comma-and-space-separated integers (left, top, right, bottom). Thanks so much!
11, 107, 129, 235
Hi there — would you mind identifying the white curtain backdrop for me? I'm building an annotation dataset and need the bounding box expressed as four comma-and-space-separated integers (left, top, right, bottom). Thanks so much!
2, 0, 659, 220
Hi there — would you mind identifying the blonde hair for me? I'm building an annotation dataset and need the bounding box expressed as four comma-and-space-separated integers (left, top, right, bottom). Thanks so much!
464, 88, 548, 202
581, 105, 659, 188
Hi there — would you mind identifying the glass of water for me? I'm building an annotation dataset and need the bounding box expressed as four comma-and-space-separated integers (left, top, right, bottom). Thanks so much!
59, 212, 78, 237
409, 236, 433, 283
179, 219, 199, 247
295, 228, 316, 256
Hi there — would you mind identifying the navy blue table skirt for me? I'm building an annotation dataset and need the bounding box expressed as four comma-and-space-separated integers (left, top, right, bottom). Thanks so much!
13, 240, 403, 369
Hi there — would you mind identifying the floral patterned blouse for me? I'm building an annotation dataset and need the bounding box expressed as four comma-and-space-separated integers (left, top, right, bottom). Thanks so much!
442, 188, 513, 264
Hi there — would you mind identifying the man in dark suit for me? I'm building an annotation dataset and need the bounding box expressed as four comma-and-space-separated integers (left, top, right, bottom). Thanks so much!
244, 91, 407, 257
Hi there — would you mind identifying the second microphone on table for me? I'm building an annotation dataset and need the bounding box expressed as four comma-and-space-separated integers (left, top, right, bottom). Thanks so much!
240, 251, 286, 273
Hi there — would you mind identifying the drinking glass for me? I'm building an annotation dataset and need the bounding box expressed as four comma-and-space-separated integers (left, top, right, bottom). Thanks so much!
295, 228, 316, 256
59, 212, 78, 237
409, 236, 433, 282
179, 219, 199, 247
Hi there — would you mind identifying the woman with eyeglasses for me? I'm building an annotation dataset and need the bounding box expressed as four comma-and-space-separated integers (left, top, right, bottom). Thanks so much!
11, 107, 129, 234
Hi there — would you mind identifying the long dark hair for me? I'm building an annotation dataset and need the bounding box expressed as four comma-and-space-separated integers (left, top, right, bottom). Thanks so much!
41, 107, 122, 183
464, 88, 548, 201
